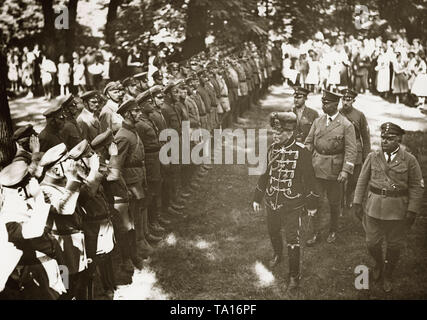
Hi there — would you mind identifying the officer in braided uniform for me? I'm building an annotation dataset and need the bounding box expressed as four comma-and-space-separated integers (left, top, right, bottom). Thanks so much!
253, 112, 319, 291
353, 122, 424, 293
339, 88, 371, 206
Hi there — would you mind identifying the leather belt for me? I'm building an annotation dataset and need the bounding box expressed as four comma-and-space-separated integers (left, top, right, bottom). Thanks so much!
145, 148, 160, 153
125, 161, 145, 168
369, 186, 408, 197
315, 148, 342, 156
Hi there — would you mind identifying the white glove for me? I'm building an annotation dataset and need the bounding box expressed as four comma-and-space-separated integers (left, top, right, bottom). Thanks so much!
252, 202, 261, 212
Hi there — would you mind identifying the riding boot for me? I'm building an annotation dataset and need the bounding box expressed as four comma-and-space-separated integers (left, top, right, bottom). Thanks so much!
367, 243, 383, 282
94, 253, 116, 297
287, 245, 301, 290
128, 229, 143, 270
383, 247, 400, 293
143, 208, 162, 244
115, 231, 134, 274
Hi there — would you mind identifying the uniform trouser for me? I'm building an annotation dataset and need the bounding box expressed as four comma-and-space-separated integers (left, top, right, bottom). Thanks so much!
267, 206, 302, 256
363, 215, 406, 277
169, 163, 182, 204
161, 164, 172, 210
313, 178, 342, 233
346, 164, 362, 204
7, 264, 61, 300
267, 206, 302, 277
146, 180, 162, 224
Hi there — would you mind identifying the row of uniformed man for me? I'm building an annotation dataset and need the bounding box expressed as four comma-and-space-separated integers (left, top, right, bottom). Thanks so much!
0, 43, 278, 300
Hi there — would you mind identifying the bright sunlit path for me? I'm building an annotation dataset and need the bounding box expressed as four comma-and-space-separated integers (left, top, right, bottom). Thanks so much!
253, 261, 275, 288
114, 267, 170, 300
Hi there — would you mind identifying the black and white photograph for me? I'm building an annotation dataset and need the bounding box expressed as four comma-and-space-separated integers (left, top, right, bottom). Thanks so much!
0, 0, 426, 305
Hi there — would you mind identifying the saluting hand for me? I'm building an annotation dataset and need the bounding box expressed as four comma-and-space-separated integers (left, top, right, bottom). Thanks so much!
89, 154, 100, 173
29, 135, 40, 153
63, 159, 79, 181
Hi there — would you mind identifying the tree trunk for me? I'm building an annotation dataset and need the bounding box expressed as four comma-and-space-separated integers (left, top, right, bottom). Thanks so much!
106, 0, 123, 45
67, 0, 79, 56
39, 0, 56, 59
182, 0, 209, 59
0, 44, 16, 169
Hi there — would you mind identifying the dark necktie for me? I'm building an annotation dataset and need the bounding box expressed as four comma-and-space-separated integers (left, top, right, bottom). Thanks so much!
328, 117, 333, 126
386, 152, 392, 163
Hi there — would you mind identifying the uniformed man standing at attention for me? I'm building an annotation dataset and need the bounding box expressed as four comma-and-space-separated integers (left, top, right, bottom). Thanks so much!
292, 86, 319, 143
304, 90, 357, 245
253, 112, 319, 291
353, 122, 424, 293
339, 88, 371, 206
112, 99, 148, 266
99, 81, 125, 133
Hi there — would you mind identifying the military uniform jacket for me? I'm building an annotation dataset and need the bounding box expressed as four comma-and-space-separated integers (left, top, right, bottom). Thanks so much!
76, 108, 102, 143
293, 105, 319, 143
61, 119, 83, 150
192, 91, 207, 117
339, 107, 371, 165
112, 122, 146, 186
135, 116, 162, 183
185, 95, 201, 128
39, 123, 63, 152
253, 138, 319, 211
150, 107, 168, 132
99, 99, 124, 133
353, 148, 424, 220
304, 113, 357, 180
197, 85, 212, 113
161, 98, 185, 134
135, 116, 161, 153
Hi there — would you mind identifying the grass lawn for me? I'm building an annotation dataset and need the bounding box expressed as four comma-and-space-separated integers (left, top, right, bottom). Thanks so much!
105, 104, 427, 300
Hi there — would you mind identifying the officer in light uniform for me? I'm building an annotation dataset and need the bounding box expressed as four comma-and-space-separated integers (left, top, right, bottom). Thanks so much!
0, 161, 66, 299
339, 88, 371, 206
77, 90, 103, 143
99, 81, 125, 133
112, 99, 148, 267
304, 90, 357, 245
353, 122, 424, 292
67, 140, 116, 299
253, 112, 319, 291
39, 143, 89, 299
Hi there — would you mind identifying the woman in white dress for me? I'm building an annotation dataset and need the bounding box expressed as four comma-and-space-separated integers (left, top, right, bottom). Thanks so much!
7, 52, 19, 93
411, 51, 427, 110
73, 56, 86, 95
40, 54, 57, 100
406, 51, 417, 90
282, 53, 292, 87
375, 47, 390, 97
326, 48, 341, 92
57, 55, 71, 97
392, 52, 409, 104
305, 50, 320, 92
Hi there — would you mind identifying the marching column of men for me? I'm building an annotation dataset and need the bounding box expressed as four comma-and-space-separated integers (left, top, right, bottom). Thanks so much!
0, 43, 277, 299
253, 85, 424, 293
